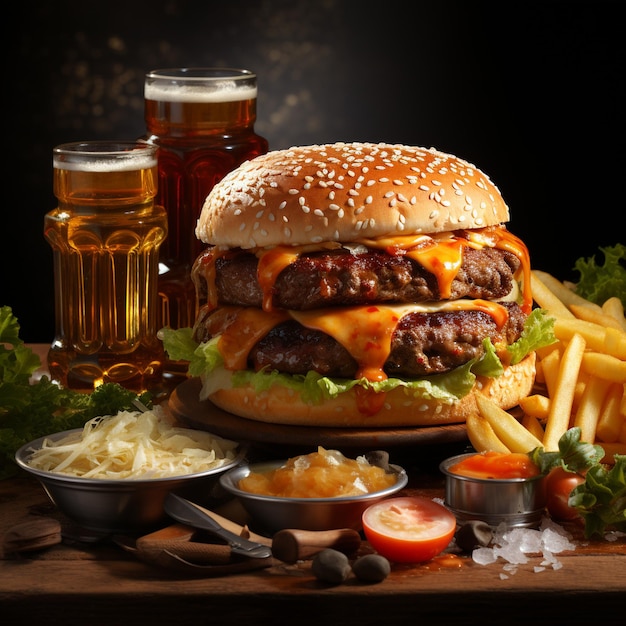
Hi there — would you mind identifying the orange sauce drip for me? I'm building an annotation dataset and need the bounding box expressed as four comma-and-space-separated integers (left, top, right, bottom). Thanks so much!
257, 246, 301, 311
209, 306, 290, 370
292, 305, 400, 383
465, 227, 533, 314
405, 238, 467, 300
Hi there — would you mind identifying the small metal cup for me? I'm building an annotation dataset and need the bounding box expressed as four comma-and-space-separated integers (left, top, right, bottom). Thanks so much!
439, 453, 547, 528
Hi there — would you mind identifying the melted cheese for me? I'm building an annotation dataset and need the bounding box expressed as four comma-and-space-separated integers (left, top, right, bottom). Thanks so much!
212, 300, 508, 385
291, 300, 508, 383
196, 226, 532, 314
257, 246, 301, 311
208, 306, 290, 370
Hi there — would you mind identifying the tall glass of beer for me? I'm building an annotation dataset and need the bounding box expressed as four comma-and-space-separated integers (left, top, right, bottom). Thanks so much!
142, 68, 269, 375
45, 141, 168, 394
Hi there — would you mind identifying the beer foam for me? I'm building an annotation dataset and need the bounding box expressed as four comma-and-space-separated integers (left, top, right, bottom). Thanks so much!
54, 154, 157, 172
145, 81, 257, 103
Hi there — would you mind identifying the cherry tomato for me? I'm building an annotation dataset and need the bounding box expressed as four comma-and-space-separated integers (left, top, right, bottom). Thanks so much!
362, 496, 456, 563
545, 467, 585, 521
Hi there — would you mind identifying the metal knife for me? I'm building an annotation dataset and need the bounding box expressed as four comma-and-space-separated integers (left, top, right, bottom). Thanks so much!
164, 493, 272, 559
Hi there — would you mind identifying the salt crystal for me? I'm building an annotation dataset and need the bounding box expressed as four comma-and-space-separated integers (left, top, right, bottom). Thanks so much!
542, 527, 576, 553
471, 516, 578, 575
472, 547, 497, 565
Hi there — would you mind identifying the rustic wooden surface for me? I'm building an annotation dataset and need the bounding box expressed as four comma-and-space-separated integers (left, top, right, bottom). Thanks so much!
2, 471, 625, 626
3, 345, 625, 624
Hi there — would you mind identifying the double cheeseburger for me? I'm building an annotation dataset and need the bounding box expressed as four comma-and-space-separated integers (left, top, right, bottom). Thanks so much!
163, 142, 553, 427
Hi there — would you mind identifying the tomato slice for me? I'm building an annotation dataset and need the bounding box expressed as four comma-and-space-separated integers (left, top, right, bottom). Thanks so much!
362, 496, 456, 563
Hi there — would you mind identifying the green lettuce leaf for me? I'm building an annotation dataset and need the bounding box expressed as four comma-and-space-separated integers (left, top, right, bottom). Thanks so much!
574, 243, 626, 308
569, 454, 626, 538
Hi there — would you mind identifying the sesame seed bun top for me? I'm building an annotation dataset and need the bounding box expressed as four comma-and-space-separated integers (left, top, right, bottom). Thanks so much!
196, 142, 510, 249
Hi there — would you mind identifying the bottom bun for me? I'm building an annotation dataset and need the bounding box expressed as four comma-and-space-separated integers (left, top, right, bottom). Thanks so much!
207, 353, 536, 428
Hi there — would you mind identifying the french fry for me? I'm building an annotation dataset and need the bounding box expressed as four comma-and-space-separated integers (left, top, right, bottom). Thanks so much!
519, 394, 550, 420
596, 383, 624, 443
521, 414, 545, 442
531, 270, 601, 310
604, 327, 626, 360
570, 303, 625, 332
530, 272, 575, 318
539, 347, 562, 400
602, 296, 626, 332
553, 317, 626, 360
573, 376, 612, 444
473, 266, 626, 456
543, 333, 586, 451
580, 352, 626, 383
466, 412, 511, 454
475, 393, 543, 453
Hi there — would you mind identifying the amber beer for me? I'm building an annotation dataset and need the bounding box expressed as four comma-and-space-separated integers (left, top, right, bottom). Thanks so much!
45, 142, 168, 393
142, 68, 268, 346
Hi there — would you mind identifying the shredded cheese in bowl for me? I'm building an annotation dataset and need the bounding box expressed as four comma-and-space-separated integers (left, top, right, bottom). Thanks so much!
26, 407, 240, 479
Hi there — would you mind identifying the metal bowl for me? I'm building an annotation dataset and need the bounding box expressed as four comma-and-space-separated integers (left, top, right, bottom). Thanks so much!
15, 429, 246, 535
219, 459, 408, 533
439, 453, 547, 529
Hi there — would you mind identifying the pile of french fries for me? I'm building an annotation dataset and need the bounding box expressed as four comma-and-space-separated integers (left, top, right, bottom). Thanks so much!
467, 269, 626, 463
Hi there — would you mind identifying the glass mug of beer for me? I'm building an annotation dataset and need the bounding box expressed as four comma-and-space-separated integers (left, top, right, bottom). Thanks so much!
142, 68, 269, 373
45, 141, 168, 394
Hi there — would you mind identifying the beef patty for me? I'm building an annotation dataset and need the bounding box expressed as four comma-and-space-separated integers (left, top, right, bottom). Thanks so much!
194, 246, 521, 310
194, 302, 527, 378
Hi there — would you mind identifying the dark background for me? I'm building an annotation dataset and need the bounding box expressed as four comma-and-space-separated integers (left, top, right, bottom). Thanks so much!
6, 0, 624, 343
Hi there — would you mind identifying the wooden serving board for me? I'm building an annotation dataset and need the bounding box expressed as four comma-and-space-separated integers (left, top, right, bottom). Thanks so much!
168, 377, 468, 450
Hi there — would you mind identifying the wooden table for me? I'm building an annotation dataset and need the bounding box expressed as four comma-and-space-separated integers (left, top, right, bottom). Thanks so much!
2, 346, 625, 624
2, 454, 625, 626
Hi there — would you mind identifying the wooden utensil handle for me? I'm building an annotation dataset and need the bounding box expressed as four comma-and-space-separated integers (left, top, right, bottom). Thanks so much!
271, 528, 362, 563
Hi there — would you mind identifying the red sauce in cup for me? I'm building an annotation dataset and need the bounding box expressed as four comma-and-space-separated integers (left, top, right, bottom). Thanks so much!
448, 451, 540, 480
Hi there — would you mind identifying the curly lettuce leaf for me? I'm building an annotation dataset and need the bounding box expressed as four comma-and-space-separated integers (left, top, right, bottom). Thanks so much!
569, 454, 626, 539
529, 427, 605, 475
530, 427, 625, 538
574, 243, 626, 308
